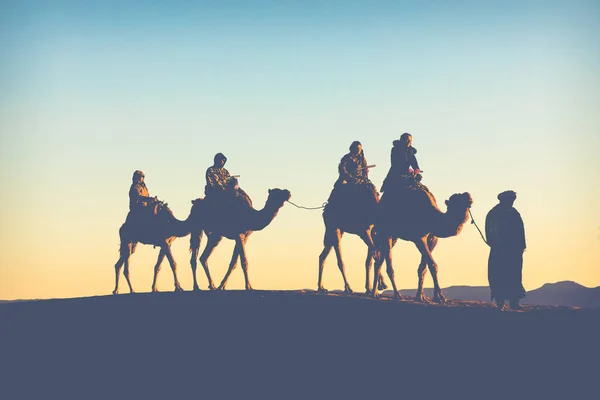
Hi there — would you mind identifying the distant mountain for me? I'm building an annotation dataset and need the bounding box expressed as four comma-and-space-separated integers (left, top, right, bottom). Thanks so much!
524, 281, 600, 308
384, 281, 600, 308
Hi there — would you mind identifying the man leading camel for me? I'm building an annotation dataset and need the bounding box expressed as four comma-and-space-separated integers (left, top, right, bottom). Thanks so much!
486, 190, 527, 310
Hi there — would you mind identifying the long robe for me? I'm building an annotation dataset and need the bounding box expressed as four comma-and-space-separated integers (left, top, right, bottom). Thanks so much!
485, 204, 526, 302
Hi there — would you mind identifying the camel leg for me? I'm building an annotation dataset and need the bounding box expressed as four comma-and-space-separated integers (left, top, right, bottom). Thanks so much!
162, 244, 183, 292
332, 229, 352, 294
414, 236, 444, 303
200, 234, 222, 290
219, 241, 241, 290
359, 229, 385, 294
114, 239, 135, 295
238, 236, 253, 290
113, 257, 124, 295
416, 258, 430, 303
371, 257, 384, 298
190, 231, 204, 291
123, 243, 135, 294
190, 246, 200, 291
317, 244, 333, 292
416, 235, 438, 303
372, 236, 400, 298
151, 249, 167, 293
384, 238, 402, 300
318, 227, 336, 292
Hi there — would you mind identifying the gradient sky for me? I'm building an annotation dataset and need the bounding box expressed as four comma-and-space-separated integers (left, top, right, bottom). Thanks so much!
1, 0, 599, 300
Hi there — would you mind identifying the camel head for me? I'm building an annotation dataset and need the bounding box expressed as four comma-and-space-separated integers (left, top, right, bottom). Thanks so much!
429, 192, 473, 238
267, 188, 292, 208
445, 192, 473, 211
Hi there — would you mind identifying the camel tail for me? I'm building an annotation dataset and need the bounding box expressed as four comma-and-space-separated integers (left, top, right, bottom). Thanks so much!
189, 232, 203, 252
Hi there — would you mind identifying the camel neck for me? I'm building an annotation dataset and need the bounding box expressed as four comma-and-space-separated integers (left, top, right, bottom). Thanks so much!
246, 199, 283, 231
434, 209, 470, 238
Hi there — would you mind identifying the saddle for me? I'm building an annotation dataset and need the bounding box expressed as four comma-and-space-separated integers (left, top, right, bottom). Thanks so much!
326, 180, 379, 218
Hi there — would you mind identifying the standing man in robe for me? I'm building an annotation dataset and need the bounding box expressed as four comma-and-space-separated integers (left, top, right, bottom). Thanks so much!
485, 190, 527, 310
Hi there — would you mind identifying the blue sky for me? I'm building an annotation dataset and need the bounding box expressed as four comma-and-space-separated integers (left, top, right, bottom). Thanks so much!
1, 0, 599, 299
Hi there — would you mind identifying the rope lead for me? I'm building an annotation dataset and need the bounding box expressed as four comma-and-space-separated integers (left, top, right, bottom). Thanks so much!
286, 200, 327, 210
468, 209, 489, 246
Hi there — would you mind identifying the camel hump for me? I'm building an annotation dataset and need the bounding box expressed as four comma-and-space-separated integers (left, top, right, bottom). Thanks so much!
237, 188, 253, 209
381, 184, 440, 212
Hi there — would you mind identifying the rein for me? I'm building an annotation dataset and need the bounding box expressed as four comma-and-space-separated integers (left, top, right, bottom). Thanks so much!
468, 209, 489, 246
286, 200, 327, 210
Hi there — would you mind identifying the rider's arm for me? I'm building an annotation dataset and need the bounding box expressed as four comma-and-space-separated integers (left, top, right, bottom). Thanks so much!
130, 185, 156, 204
408, 147, 421, 173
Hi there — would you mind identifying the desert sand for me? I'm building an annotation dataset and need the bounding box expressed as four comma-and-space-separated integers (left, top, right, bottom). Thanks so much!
1, 290, 598, 399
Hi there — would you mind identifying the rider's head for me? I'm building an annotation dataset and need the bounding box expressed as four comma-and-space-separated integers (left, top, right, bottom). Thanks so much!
214, 153, 227, 167
400, 133, 412, 147
132, 170, 145, 183
349, 141, 363, 156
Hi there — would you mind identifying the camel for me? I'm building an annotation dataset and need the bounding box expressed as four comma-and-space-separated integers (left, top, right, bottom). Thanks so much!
318, 183, 387, 294
371, 186, 473, 302
189, 188, 291, 291
113, 201, 193, 295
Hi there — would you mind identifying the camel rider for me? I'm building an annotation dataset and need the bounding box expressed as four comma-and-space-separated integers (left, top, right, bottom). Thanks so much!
329, 141, 377, 205
381, 133, 422, 193
205, 153, 253, 210
337, 141, 371, 186
205, 153, 232, 197
127, 170, 158, 225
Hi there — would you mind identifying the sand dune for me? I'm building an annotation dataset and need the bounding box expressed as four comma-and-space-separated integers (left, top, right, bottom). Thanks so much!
1, 290, 598, 398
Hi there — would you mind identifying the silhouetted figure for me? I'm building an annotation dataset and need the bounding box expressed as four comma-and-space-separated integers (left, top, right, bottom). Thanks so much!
328, 141, 378, 207
115, 170, 188, 295
126, 170, 158, 227
319, 141, 386, 294
204, 153, 252, 214
371, 187, 473, 301
381, 133, 423, 193
189, 188, 291, 291
486, 190, 526, 310
205, 153, 232, 197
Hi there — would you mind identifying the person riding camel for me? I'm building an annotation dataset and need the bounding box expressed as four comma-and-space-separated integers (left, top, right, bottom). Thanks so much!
205, 153, 232, 197
328, 141, 377, 206
381, 132, 423, 193
126, 169, 158, 226
337, 141, 371, 186
205, 153, 252, 210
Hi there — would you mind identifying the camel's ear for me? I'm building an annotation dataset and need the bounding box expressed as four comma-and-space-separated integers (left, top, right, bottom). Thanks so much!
445, 200, 449, 206
268, 189, 272, 194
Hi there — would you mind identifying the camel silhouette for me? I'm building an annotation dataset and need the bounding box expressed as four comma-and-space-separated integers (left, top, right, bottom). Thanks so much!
371, 186, 473, 301
189, 188, 291, 291
113, 201, 191, 295
318, 184, 387, 293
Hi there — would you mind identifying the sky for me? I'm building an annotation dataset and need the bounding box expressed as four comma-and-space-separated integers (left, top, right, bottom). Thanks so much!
0, 0, 599, 300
